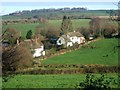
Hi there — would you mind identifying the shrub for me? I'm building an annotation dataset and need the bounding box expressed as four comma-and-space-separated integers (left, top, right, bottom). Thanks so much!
26, 30, 32, 39
2, 45, 33, 74
76, 74, 118, 89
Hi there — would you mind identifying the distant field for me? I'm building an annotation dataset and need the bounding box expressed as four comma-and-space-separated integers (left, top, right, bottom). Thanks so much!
3, 19, 90, 38
49, 19, 90, 29
3, 73, 118, 88
42, 38, 118, 66
3, 23, 39, 39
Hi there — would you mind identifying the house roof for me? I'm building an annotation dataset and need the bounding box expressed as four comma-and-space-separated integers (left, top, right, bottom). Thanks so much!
59, 32, 84, 42
67, 32, 83, 37
21, 39, 43, 49
61, 35, 71, 42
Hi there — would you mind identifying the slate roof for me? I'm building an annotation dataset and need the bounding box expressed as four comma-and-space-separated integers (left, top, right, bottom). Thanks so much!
60, 32, 83, 41
61, 35, 71, 42
67, 32, 83, 37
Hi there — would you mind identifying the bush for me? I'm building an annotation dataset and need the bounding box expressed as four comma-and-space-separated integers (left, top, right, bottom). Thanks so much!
26, 30, 32, 39
49, 48, 57, 55
2, 45, 33, 74
76, 74, 118, 89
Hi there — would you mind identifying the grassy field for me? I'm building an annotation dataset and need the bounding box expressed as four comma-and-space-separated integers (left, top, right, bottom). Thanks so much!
3, 19, 90, 39
42, 38, 118, 66
3, 23, 39, 39
3, 73, 118, 88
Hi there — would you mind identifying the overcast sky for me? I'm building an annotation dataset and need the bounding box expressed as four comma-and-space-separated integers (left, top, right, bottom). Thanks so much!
0, 0, 119, 15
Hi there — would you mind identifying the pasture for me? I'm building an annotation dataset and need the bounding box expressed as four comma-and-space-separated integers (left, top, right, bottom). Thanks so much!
2, 19, 90, 39
3, 73, 118, 88
42, 38, 118, 66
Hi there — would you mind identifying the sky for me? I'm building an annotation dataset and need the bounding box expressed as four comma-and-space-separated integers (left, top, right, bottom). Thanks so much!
0, 0, 119, 15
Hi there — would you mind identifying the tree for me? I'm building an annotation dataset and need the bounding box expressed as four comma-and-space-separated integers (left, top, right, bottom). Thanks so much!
103, 22, 117, 38
3, 28, 20, 45
77, 27, 90, 40
26, 30, 33, 39
60, 16, 73, 35
36, 22, 60, 38
2, 45, 33, 73
67, 16, 73, 32
89, 18, 104, 37
106, 2, 119, 37
32, 34, 45, 44
46, 26, 60, 39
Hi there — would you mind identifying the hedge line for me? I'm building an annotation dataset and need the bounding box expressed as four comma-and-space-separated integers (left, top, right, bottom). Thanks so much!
13, 66, 120, 75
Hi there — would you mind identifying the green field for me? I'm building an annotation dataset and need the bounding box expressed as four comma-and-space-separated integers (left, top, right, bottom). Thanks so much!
3, 73, 118, 88
42, 38, 118, 66
3, 19, 90, 38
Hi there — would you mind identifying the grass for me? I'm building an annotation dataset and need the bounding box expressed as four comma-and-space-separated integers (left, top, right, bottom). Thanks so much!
3, 73, 118, 88
3, 23, 39, 39
2, 19, 90, 38
49, 19, 90, 29
42, 38, 118, 66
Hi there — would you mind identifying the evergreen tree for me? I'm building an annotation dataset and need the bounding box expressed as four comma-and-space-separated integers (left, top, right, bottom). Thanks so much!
60, 16, 73, 35
26, 30, 32, 39
67, 16, 73, 32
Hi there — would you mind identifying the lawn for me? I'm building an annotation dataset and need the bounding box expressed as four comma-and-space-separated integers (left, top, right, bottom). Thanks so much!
2, 19, 90, 39
3, 73, 118, 88
42, 38, 118, 66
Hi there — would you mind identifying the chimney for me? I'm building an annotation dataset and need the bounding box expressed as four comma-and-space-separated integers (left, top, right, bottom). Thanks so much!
17, 39, 19, 45
35, 35, 39, 45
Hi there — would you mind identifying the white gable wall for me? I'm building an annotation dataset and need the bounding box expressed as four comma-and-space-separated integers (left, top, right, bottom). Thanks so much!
57, 35, 85, 47
70, 36, 85, 44
57, 37, 65, 45
70, 36, 81, 44
33, 45, 45, 58
80, 37, 85, 43
67, 42, 73, 47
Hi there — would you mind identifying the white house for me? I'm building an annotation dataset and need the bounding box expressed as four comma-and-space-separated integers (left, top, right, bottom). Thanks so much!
89, 34, 94, 40
32, 45, 45, 58
57, 35, 73, 47
57, 31, 85, 47
23, 39, 45, 58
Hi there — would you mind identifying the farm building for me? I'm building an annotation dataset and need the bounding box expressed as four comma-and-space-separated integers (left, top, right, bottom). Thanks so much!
22, 39, 45, 58
57, 31, 85, 47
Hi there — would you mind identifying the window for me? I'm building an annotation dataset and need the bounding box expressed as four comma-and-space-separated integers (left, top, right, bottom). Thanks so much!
59, 40, 61, 43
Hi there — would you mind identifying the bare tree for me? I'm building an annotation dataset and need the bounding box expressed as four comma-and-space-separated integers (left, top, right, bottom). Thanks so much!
2, 28, 20, 45
2, 45, 33, 73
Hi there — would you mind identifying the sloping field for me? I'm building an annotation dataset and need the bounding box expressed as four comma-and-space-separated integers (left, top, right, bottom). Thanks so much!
42, 38, 118, 66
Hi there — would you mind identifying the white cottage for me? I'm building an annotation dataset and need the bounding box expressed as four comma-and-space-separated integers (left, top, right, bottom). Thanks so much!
57, 31, 85, 47
57, 35, 73, 47
23, 39, 45, 58
32, 44, 45, 58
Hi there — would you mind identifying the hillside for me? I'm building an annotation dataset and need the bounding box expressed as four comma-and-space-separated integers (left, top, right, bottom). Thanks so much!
42, 38, 118, 66
2, 9, 116, 20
